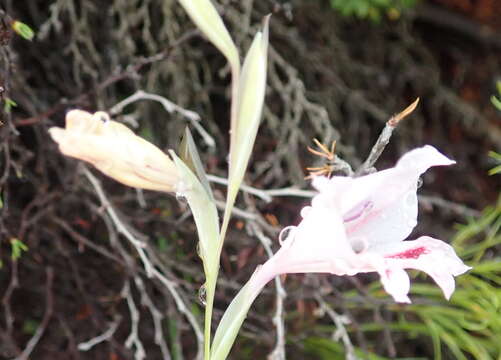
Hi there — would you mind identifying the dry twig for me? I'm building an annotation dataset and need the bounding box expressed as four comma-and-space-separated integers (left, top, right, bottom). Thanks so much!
357, 98, 419, 176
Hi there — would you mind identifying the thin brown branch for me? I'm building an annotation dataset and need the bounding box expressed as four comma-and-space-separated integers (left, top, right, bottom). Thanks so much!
357, 98, 419, 176
14, 30, 199, 127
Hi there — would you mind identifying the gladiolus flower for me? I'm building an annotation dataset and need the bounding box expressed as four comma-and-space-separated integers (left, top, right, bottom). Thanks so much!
251, 145, 471, 303
49, 110, 180, 193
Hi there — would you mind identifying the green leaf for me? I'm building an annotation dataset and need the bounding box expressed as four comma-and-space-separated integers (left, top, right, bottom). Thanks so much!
491, 94, 501, 110
488, 151, 501, 175
210, 281, 257, 360
211, 261, 273, 360
10, 238, 28, 260
488, 165, 501, 175
170, 151, 219, 278
222, 17, 269, 230
178, 127, 214, 201
177, 0, 239, 70
3, 98, 17, 113
355, 1, 370, 18
423, 318, 442, 360
156, 236, 169, 251
22, 319, 39, 335
488, 151, 501, 161
12, 21, 35, 41
304, 336, 392, 359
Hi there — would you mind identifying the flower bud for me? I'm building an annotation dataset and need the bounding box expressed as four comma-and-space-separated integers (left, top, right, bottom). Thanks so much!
49, 110, 180, 193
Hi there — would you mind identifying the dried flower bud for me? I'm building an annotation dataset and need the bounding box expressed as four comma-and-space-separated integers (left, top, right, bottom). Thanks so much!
49, 110, 180, 193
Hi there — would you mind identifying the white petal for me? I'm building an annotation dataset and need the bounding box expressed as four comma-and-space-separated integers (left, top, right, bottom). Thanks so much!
375, 236, 471, 300
340, 145, 454, 247
378, 266, 411, 303
345, 182, 418, 248
396, 145, 455, 171
271, 204, 356, 275
314, 146, 454, 216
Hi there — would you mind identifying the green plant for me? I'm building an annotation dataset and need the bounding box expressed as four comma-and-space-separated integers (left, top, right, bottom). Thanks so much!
329, 0, 418, 21
488, 151, 501, 175
491, 81, 501, 110
10, 238, 28, 260
11, 20, 35, 41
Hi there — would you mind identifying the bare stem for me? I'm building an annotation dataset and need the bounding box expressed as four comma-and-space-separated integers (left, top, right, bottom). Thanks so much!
357, 98, 419, 176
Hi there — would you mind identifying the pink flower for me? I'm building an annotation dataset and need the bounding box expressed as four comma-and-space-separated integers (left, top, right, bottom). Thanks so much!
49, 110, 180, 192
252, 145, 471, 303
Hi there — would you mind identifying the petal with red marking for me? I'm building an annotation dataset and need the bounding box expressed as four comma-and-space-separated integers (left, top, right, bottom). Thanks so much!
374, 236, 471, 299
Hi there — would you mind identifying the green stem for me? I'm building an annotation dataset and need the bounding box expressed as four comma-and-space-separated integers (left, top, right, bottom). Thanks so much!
228, 62, 241, 161
205, 61, 240, 360
204, 280, 216, 360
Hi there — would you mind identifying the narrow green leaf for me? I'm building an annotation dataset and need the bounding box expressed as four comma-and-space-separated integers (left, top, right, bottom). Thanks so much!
170, 151, 219, 278
179, 127, 214, 201
10, 238, 28, 260
423, 319, 442, 360
211, 262, 272, 360
491, 95, 501, 111
210, 282, 256, 360
224, 16, 269, 222
304, 337, 392, 360
488, 165, 501, 175
4, 98, 17, 113
12, 21, 35, 41
488, 151, 501, 161
177, 0, 239, 70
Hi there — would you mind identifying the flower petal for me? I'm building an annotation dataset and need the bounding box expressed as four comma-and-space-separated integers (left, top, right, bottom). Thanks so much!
396, 144, 455, 172
375, 236, 471, 299
65, 109, 101, 133
271, 204, 356, 275
314, 146, 455, 248
344, 182, 418, 249
378, 265, 411, 303
50, 110, 180, 192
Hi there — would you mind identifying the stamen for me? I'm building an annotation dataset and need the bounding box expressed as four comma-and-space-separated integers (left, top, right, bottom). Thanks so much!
306, 139, 337, 178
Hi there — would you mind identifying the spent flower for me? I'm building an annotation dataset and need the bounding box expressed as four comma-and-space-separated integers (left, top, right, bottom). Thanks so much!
49, 110, 180, 192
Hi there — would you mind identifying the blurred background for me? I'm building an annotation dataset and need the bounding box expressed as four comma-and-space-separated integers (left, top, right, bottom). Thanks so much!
0, 0, 500, 359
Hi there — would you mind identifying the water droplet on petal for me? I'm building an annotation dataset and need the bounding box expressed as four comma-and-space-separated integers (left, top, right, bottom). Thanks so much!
350, 237, 367, 254
300, 206, 312, 218
176, 192, 188, 204
279, 226, 296, 246
198, 284, 207, 306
